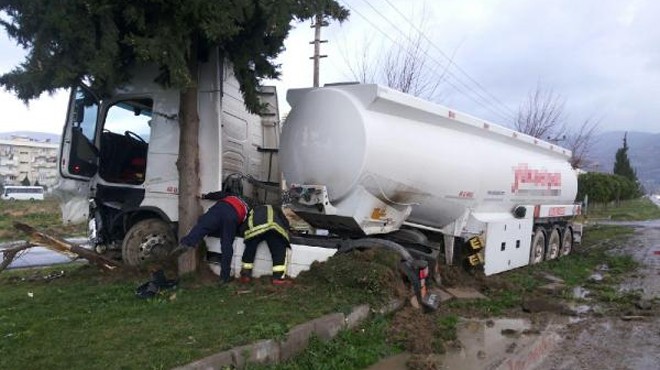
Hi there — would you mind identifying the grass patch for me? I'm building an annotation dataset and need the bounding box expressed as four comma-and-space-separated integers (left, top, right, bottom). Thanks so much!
0, 197, 86, 242
443, 225, 638, 316
0, 195, 649, 368
583, 197, 660, 221
436, 314, 459, 342
248, 316, 400, 370
0, 250, 403, 370
543, 225, 636, 286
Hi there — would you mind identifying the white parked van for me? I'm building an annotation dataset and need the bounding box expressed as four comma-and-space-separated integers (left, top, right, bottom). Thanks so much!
1, 186, 45, 201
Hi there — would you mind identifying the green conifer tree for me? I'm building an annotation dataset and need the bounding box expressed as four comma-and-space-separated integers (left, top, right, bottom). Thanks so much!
612, 133, 641, 197
1, 1, 348, 272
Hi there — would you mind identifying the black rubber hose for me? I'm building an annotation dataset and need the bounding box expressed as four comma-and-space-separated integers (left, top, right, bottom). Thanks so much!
338, 238, 413, 262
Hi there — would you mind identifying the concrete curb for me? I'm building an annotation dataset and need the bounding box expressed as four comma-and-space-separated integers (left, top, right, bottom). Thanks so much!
173, 299, 405, 370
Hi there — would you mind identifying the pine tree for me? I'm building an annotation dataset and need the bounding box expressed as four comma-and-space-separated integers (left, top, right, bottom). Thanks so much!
612, 133, 641, 196
0, 1, 349, 273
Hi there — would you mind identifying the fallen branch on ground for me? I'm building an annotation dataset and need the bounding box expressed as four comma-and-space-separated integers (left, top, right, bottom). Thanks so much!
0, 241, 33, 273
0, 222, 122, 274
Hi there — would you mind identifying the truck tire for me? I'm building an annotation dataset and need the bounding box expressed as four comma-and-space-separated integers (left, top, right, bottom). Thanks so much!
545, 228, 561, 260
529, 228, 546, 265
122, 218, 176, 266
560, 226, 573, 256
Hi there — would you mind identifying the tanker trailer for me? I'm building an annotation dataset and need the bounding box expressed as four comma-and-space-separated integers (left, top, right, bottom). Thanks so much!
281, 84, 582, 276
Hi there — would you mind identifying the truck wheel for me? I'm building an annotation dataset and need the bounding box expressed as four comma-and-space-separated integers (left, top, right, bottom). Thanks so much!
560, 227, 573, 256
122, 219, 176, 266
529, 228, 546, 265
546, 228, 561, 260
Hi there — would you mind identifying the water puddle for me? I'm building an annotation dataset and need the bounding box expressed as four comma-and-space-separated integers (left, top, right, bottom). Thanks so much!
566, 303, 592, 316
367, 318, 562, 370
572, 286, 591, 299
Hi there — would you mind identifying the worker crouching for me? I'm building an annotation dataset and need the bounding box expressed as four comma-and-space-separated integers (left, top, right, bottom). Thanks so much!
240, 205, 292, 286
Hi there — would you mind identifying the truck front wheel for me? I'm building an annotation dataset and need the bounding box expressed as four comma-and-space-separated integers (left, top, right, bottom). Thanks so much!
122, 219, 176, 266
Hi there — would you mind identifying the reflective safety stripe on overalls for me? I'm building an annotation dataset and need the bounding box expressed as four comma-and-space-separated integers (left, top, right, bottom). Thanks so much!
241, 205, 290, 279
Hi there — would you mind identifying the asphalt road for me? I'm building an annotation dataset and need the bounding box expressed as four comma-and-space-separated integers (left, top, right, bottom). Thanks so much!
0, 237, 89, 269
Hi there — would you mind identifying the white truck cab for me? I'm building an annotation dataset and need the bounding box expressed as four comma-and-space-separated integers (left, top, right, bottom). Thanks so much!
57, 49, 280, 265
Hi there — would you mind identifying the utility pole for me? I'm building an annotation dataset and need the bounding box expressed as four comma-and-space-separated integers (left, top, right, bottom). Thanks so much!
310, 13, 328, 87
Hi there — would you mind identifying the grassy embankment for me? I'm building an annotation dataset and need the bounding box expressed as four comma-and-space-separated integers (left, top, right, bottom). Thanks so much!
583, 197, 660, 221
0, 248, 404, 369
0, 198, 86, 242
257, 198, 658, 369
1, 197, 657, 369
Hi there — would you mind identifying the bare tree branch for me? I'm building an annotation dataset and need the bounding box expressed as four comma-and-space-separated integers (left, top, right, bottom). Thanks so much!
515, 83, 566, 140
339, 9, 448, 102
514, 83, 600, 169
341, 34, 379, 84
565, 117, 600, 169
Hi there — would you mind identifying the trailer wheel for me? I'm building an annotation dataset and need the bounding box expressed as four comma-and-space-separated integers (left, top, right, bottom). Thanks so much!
560, 227, 573, 256
122, 218, 176, 266
546, 228, 561, 260
530, 228, 546, 265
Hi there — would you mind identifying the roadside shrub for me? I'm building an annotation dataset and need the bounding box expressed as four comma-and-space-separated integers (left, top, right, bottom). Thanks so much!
577, 172, 641, 205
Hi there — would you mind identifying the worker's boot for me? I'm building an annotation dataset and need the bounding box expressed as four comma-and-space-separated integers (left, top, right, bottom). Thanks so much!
271, 272, 293, 286
239, 269, 252, 284
169, 243, 193, 258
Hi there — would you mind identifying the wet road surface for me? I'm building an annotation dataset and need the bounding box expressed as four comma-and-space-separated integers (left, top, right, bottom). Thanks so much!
536, 219, 660, 370
368, 218, 660, 370
0, 237, 89, 269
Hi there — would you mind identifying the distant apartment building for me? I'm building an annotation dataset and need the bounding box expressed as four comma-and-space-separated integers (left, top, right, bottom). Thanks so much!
0, 135, 59, 187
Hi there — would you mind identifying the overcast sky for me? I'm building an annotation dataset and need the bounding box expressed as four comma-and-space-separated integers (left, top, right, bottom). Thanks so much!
1, 0, 659, 135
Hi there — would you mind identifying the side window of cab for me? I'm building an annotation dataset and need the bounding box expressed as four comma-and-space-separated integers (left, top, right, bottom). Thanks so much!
98, 98, 153, 185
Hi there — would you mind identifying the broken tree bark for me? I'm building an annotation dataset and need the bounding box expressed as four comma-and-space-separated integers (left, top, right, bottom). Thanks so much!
0, 242, 32, 273
1, 222, 122, 272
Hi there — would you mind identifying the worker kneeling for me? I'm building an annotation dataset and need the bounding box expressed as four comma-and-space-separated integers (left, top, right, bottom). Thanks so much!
240, 204, 292, 286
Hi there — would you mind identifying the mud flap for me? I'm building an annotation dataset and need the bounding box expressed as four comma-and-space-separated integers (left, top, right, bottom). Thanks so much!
400, 259, 440, 312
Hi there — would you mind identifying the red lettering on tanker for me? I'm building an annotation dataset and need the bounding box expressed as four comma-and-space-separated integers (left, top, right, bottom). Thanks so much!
548, 207, 566, 217
458, 191, 474, 199
511, 164, 562, 195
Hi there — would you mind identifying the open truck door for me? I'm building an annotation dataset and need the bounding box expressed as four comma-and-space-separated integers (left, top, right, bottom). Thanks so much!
56, 85, 100, 225
61, 85, 101, 180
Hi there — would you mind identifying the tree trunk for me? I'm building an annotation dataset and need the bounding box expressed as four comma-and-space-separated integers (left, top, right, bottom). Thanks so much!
177, 40, 203, 275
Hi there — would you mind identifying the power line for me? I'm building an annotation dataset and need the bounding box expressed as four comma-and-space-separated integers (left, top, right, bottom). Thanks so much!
382, 0, 517, 119
339, 0, 515, 123
357, 0, 515, 122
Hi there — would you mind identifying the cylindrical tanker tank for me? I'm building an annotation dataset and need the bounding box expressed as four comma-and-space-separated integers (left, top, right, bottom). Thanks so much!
281, 84, 578, 235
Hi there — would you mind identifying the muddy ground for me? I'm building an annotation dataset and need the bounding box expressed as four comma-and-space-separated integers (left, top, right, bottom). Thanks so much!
536, 221, 660, 370
370, 220, 660, 370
